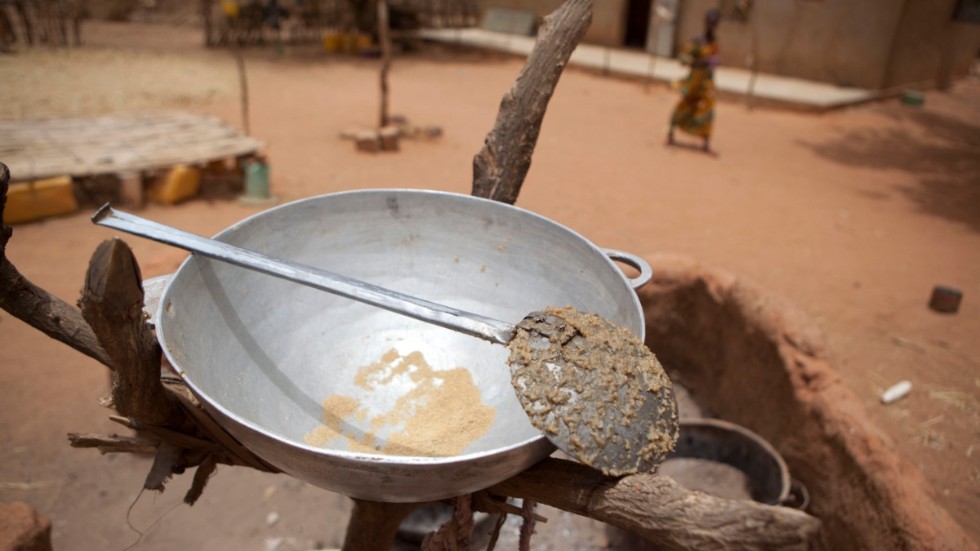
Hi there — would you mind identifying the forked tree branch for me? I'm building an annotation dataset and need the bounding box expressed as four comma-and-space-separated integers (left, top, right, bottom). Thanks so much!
0, 163, 112, 368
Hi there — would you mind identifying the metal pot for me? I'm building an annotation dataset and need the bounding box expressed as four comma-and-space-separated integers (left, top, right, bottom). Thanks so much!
666, 418, 792, 505
156, 189, 650, 502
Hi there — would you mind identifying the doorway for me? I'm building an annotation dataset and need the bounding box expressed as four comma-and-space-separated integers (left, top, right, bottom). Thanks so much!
624, 0, 651, 49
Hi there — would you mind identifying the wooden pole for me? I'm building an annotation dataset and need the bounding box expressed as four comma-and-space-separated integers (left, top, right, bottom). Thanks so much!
378, 0, 391, 128
13, 0, 33, 45
746, 11, 759, 110
202, 0, 214, 46
71, 0, 83, 46
234, 46, 251, 136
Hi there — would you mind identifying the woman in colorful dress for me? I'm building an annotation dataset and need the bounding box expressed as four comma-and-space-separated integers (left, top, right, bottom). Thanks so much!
667, 9, 721, 155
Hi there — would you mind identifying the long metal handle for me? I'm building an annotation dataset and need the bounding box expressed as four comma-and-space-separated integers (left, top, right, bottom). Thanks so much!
92, 204, 516, 345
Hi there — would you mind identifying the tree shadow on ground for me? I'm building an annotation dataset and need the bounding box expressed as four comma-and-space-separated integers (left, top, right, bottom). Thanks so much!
798, 104, 980, 233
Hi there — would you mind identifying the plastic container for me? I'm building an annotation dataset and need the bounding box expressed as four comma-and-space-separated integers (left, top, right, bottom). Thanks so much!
5, 176, 79, 224
149, 165, 201, 205
322, 32, 342, 54
243, 158, 270, 199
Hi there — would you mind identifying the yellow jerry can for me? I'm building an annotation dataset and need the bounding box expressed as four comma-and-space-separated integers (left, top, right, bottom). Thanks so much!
5, 176, 79, 224
322, 32, 342, 53
149, 165, 201, 205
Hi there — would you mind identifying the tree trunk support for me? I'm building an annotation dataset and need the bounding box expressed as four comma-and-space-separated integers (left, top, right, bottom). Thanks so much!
342, 499, 422, 550
471, 0, 593, 204
492, 458, 819, 551
0, 164, 111, 368
79, 238, 183, 427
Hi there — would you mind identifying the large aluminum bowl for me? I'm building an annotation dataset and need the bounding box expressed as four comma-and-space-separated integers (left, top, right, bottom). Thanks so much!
157, 189, 648, 502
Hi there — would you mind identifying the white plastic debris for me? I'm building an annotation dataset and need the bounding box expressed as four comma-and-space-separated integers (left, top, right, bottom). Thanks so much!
881, 380, 912, 404
266, 511, 280, 526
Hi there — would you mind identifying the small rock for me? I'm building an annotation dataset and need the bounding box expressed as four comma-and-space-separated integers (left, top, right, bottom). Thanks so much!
0, 502, 53, 551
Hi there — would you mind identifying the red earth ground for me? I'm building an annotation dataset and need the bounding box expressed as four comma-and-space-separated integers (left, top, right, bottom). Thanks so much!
0, 20, 978, 550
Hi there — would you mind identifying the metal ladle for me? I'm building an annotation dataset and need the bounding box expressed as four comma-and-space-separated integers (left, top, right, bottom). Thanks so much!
93, 204, 679, 475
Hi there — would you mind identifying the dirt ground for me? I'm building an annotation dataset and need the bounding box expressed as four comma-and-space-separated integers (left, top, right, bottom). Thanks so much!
1, 19, 978, 550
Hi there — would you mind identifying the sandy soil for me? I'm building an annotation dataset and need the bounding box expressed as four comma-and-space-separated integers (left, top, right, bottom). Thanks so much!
0, 20, 978, 550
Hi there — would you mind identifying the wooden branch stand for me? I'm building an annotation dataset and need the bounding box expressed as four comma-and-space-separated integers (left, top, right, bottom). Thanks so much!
0, 2, 820, 549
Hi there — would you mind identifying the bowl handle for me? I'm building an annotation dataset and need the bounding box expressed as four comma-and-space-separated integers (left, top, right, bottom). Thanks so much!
602, 249, 653, 290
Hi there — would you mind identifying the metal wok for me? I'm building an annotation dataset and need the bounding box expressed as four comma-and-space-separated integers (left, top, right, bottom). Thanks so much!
156, 189, 651, 502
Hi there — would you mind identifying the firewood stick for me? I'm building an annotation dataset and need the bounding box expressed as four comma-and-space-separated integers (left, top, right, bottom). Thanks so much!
161, 369, 279, 472
67, 433, 158, 455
